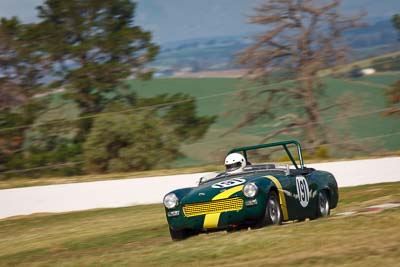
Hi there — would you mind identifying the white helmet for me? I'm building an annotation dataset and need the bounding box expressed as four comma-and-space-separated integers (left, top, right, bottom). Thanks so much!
225, 153, 246, 174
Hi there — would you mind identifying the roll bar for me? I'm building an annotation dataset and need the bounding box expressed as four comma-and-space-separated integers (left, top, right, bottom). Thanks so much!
227, 140, 304, 169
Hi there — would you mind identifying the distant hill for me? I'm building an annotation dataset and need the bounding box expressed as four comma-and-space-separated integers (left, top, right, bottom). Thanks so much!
134, 0, 400, 44
151, 19, 400, 76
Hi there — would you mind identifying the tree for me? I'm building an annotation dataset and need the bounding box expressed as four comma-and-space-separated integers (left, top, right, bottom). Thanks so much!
35, 0, 159, 113
393, 14, 400, 36
230, 0, 362, 151
0, 18, 45, 173
83, 110, 180, 172
83, 92, 216, 173
384, 81, 400, 116
0, 17, 63, 175
0, 1, 216, 176
384, 14, 400, 115
0, 101, 45, 173
137, 93, 216, 142
0, 18, 44, 110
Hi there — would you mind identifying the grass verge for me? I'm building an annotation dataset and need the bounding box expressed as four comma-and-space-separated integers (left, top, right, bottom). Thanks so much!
0, 182, 399, 266
0, 165, 220, 190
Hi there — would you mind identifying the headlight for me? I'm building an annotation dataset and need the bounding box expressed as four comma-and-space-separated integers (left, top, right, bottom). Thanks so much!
163, 193, 179, 209
243, 183, 258, 198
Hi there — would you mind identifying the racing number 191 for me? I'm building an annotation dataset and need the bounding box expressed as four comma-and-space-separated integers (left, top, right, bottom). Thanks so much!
296, 175, 309, 207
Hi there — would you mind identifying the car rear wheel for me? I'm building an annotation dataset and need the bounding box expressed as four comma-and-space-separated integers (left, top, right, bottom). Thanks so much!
317, 190, 330, 218
169, 227, 190, 241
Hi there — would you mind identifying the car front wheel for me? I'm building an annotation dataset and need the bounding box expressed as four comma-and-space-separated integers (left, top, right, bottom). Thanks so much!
256, 190, 283, 227
169, 227, 190, 241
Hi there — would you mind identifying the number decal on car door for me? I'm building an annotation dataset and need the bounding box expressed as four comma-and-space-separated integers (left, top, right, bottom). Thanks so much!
296, 175, 309, 207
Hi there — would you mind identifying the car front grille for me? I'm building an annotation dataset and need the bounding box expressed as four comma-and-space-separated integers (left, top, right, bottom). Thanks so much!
183, 197, 243, 217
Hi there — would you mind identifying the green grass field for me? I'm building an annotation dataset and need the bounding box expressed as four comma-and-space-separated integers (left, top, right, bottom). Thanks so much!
37, 64, 400, 169
0, 182, 399, 266
126, 72, 400, 166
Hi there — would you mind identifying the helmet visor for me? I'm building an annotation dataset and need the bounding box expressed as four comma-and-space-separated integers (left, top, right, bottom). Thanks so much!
225, 162, 242, 172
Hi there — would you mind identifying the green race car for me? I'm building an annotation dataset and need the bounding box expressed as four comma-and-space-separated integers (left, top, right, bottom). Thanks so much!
163, 140, 338, 240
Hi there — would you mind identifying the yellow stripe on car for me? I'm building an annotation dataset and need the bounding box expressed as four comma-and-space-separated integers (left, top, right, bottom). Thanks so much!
264, 175, 289, 220
203, 185, 244, 229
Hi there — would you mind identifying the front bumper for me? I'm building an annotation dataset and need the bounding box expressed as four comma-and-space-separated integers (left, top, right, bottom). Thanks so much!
165, 195, 267, 231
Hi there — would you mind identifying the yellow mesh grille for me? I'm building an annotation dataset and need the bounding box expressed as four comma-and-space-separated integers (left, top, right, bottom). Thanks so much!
183, 197, 243, 217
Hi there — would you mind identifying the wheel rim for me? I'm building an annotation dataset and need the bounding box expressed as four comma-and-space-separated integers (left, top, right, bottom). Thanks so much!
318, 192, 329, 217
269, 198, 281, 224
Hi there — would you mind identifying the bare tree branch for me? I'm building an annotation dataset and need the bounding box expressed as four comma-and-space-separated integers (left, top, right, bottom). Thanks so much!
228, 0, 365, 153
221, 94, 275, 137
259, 122, 300, 144
318, 102, 347, 112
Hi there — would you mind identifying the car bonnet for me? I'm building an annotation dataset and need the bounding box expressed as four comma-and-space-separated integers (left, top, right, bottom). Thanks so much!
180, 173, 257, 204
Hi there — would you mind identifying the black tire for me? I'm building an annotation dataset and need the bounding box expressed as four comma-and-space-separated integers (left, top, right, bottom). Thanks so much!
169, 227, 189, 241
256, 191, 283, 227
316, 190, 330, 218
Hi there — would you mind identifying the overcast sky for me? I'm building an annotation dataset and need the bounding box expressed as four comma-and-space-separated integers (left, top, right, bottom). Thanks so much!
0, 0, 399, 44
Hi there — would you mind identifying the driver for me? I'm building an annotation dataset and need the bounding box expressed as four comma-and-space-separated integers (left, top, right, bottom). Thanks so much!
225, 153, 247, 174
